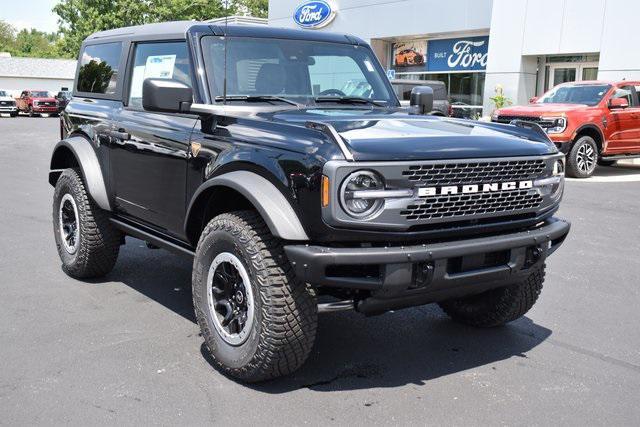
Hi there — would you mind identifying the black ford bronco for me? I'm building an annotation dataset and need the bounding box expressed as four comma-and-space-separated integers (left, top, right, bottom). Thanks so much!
49, 21, 570, 382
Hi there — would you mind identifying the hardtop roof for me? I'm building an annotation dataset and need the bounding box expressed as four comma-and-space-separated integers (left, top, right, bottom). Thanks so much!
86, 20, 365, 45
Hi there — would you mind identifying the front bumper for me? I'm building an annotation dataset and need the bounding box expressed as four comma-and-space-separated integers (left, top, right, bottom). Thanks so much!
286, 218, 570, 313
32, 106, 58, 113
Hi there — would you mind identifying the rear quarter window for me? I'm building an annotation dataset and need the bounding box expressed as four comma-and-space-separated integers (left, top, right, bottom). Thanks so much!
77, 42, 123, 96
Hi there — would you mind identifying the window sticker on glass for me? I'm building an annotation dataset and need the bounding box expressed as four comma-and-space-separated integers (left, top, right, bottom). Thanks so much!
145, 55, 176, 79
364, 60, 375, 72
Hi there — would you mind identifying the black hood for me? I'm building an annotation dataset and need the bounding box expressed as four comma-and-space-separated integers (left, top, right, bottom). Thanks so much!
269, 108, 557, 161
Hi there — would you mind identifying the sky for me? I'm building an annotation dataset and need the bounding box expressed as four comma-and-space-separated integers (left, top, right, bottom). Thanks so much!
1, 0, 61, 33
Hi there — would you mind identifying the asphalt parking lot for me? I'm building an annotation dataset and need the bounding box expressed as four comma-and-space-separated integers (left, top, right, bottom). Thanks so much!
1, 116, 639, 425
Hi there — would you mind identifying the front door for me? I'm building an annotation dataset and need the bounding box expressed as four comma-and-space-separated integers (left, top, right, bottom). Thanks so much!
607, 85, 640, 153
549, 62, 599, 87
109, 41, 197, 236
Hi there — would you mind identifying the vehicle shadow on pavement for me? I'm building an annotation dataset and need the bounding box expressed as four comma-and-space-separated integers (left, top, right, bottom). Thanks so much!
102, 239, 197, 322
242, 309, 551, 393
109, 239, 552, 392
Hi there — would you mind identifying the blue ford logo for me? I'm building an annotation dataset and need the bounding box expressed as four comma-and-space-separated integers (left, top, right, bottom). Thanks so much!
293, 1, 336, 29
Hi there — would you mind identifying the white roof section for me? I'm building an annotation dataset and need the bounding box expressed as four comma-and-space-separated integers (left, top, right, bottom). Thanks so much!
207, 15, 267, 25
0, 57, 77, 80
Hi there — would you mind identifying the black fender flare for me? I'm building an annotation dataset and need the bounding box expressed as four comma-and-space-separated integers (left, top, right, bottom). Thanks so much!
185, 171, 309, 241
49, 136, 111, 211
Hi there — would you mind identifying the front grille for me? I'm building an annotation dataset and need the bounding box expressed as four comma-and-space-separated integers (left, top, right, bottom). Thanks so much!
0, 101, 15, 106
493, 115, 556, 128
402, 159, 546, 186
493, 115, 541, 124
400, 190, 543, 221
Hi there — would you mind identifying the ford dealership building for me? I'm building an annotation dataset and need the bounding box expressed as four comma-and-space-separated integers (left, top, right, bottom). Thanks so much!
269, 0, 640, 116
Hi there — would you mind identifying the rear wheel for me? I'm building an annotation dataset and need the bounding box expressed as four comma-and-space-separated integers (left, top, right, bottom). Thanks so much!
192, 210, 317, 382
438, 265, 545, 327
52, 169, 121, 279
566, 136, 598, 178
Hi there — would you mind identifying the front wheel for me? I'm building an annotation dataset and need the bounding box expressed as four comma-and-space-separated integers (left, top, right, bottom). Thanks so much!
438, 265, 545, 327
192, 211, 317, 382
52, 169, 121, 278
566, 136, 598, 178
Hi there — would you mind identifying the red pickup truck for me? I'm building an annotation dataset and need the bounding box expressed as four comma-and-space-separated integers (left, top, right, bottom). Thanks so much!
16, 90, 59, 117
492, 81, 640, 178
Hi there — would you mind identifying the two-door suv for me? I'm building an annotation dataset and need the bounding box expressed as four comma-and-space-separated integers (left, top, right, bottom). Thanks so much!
492, 81, 640, 178
50, 22, 570, 382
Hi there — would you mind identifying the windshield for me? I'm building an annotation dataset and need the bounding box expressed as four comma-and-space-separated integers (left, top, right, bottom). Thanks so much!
201, 37, 397, 107
537, 84, 610, 106
0, 91, 7, 97
31, 91, 49, 98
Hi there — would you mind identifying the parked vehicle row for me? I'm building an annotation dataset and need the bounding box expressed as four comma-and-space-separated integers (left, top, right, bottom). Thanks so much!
0, 90, 71, 117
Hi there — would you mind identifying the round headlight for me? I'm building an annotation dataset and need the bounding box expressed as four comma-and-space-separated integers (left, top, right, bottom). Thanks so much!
340, 170, 384, 218
553, 158, 565, 176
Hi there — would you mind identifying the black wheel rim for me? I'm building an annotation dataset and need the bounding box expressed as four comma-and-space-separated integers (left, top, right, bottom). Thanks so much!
577, 143, 596, 174
206, 252, 254, 345
58, 193, 79, 254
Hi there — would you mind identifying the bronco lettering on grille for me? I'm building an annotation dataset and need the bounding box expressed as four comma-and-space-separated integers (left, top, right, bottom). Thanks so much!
418, 180, 533, 197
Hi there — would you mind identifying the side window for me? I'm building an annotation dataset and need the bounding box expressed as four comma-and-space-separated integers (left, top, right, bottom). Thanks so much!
612, 86, 634, 105
128, 41, 192, 109
77, 42, 123, 95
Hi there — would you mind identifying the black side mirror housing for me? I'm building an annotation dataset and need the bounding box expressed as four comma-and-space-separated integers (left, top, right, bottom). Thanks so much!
142, 78, 193, 113
409, 86, 434, 115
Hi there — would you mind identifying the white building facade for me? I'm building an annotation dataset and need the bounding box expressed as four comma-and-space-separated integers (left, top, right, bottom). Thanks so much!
269, 0, 640, 116
0, 56, 76, 97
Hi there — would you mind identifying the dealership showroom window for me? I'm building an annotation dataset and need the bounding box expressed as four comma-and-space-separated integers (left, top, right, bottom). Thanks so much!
269, 0, 640, 116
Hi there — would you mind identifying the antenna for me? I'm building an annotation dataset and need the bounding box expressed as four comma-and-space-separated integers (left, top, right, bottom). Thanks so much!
222, 0, 229, 105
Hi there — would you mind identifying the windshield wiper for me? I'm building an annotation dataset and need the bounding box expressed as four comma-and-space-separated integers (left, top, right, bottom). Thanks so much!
214, 95, 303, 107
314, 96, 386, 107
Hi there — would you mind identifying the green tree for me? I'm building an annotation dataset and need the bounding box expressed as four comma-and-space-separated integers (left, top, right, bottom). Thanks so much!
13, 29, 60, 58
0, 20, 62, 58
0, 20, 15, 52
238, 0, 268, 17
54, 0, 267, 58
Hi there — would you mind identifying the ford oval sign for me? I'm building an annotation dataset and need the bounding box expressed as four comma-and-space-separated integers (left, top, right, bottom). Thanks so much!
294, 1, 336, 29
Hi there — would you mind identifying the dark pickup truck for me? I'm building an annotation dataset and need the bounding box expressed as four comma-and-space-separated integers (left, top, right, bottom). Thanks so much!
49, 21, 570, 382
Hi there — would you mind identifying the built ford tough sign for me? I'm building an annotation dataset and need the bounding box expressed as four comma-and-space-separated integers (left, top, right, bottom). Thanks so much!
49, 22, 570, 382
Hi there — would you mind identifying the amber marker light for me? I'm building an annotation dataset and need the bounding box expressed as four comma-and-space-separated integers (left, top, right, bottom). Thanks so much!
321, 175, 330, 207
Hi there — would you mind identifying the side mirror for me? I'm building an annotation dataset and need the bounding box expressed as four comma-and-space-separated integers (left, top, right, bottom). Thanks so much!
608, 98, 629, 109
529, 96, 539, 104
142, 78, 193, 113
409, 86, 434, 115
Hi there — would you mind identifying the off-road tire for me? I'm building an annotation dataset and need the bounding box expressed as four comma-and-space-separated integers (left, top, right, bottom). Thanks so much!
192, 210, 317, 382
52, 168, 121, 279
566, 136, 598, 178
438, 265, 545, 327
9, 111, 18, 118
